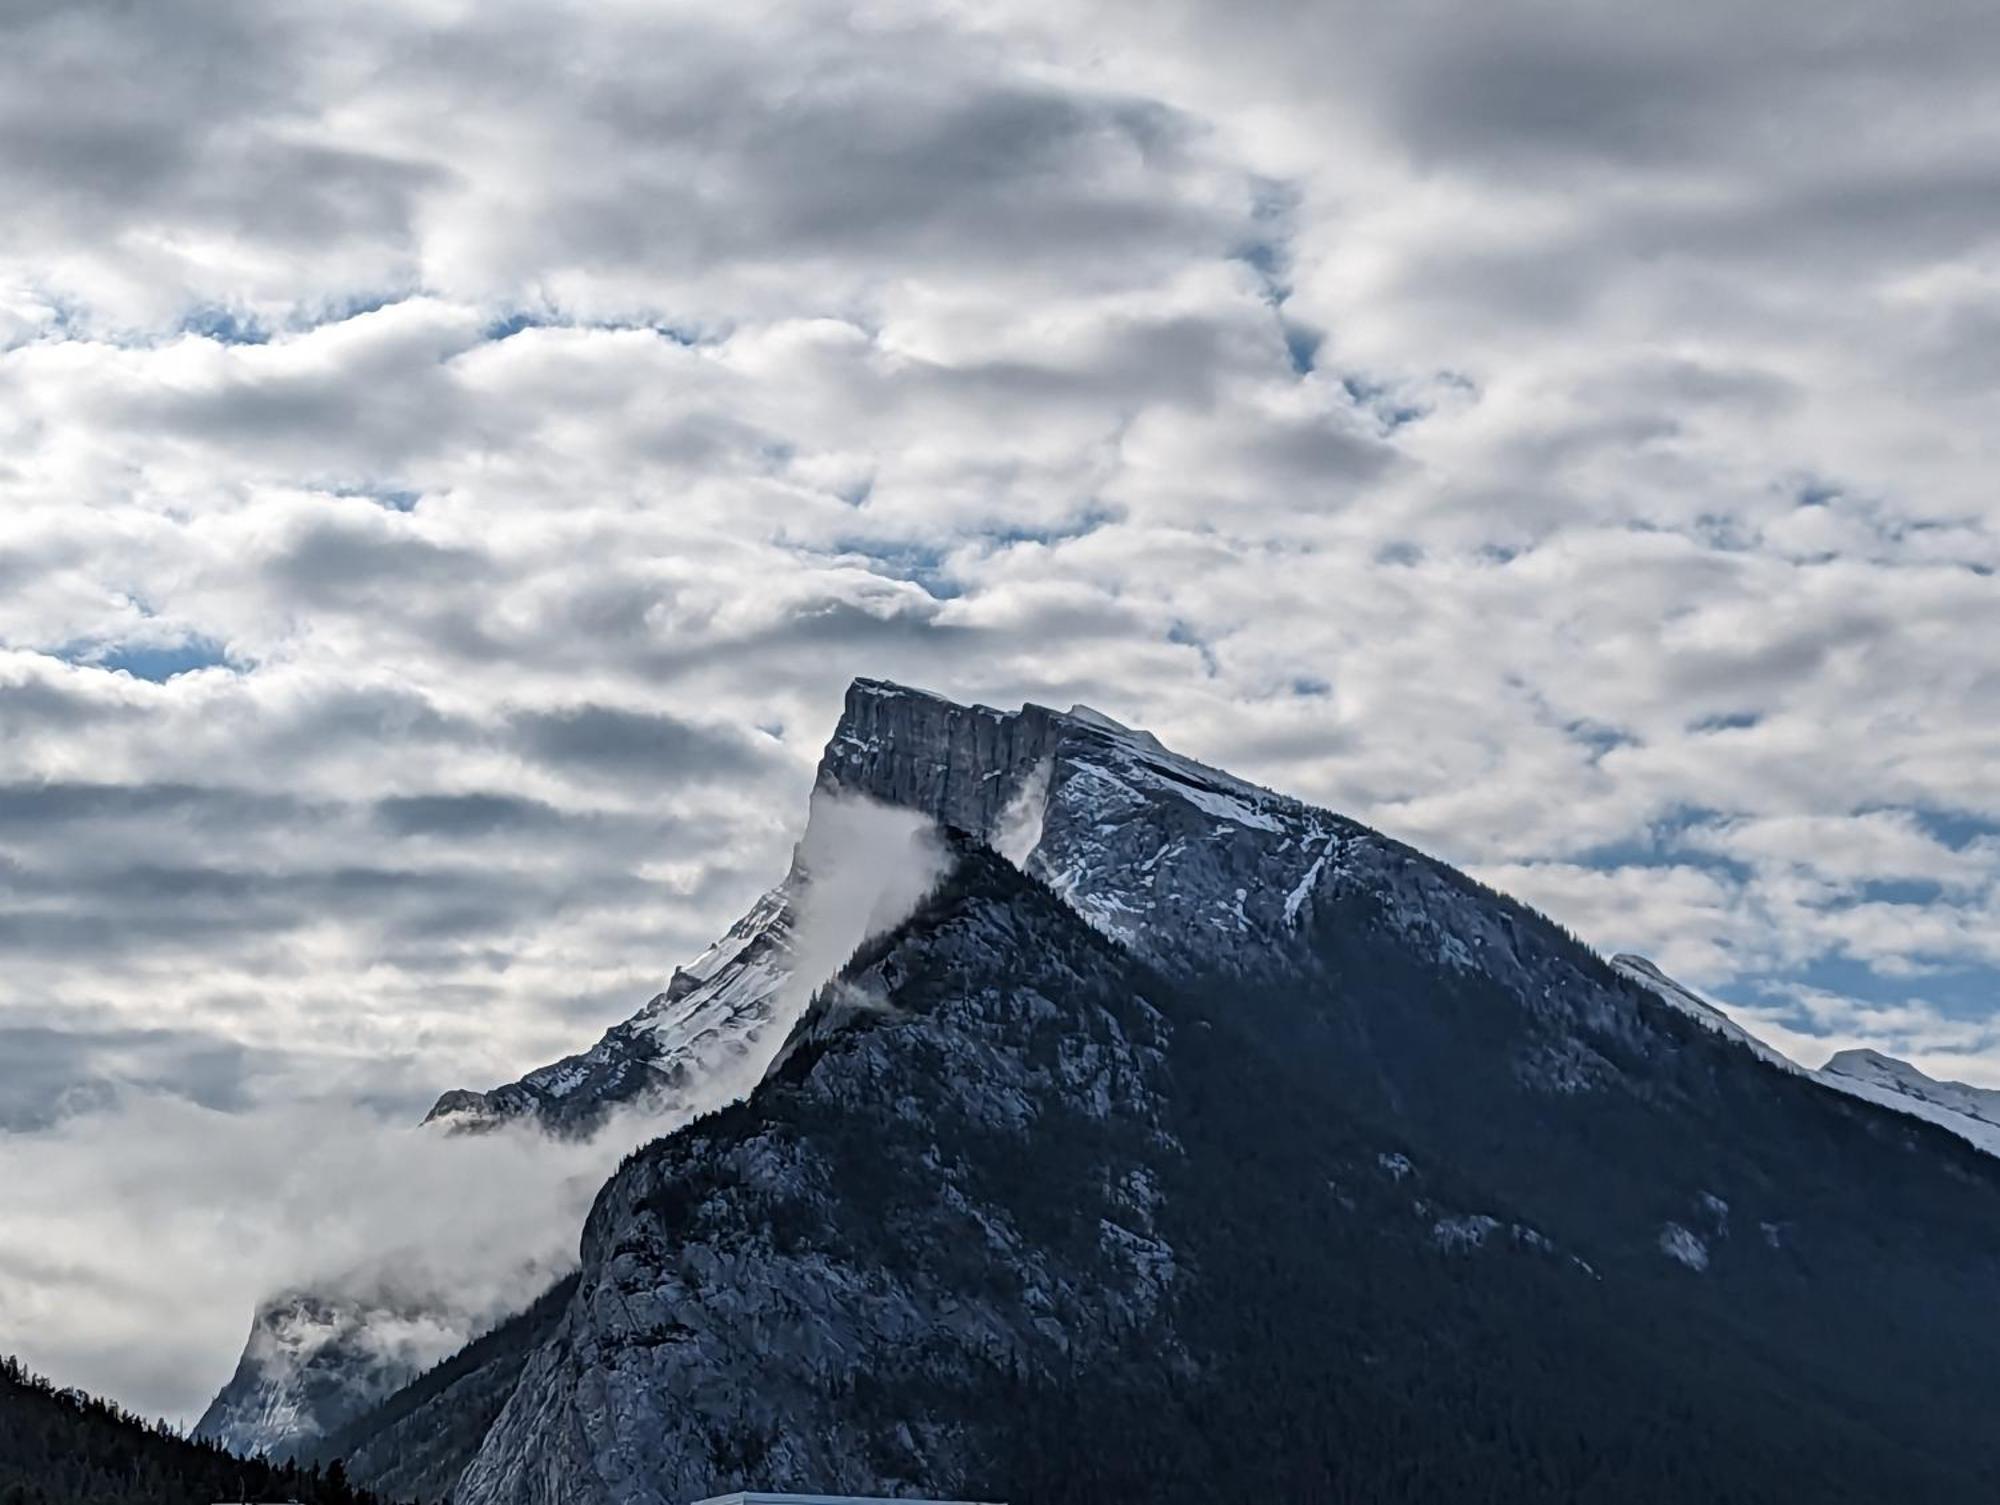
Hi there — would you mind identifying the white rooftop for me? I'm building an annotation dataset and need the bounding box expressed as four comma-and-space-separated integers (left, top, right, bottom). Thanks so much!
691, 1495, 1001, 1505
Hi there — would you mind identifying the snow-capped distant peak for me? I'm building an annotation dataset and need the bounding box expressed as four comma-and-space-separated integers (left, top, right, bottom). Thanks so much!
1818, 1049, 2000, 1157
1612, 954, 2000, 1162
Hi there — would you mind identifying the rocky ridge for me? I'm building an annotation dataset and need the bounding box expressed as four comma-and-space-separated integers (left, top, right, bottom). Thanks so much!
434, 680, 2000, 1504
1612, 952, 2000, 1159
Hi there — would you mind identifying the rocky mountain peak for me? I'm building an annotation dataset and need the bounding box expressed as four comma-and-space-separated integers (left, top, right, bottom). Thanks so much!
819, 677, 1352, 974
233, 677, 2000, 1505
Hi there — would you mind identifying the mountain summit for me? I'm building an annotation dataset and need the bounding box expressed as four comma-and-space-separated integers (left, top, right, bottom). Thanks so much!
420, 678, 1355, 1140
210, 681, 2000, 1503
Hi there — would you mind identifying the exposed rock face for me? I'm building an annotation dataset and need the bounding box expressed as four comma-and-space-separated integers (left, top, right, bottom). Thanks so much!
457, 850, 1178, 1505
195, 1292, 464, 1458
428, 680, 2000, 1505
426, 677, 1353, 1139
424, 885, 797, 1137
820, 679, 1353, 974
428, 677, 1634, 1140
302, 1276, 580, 1503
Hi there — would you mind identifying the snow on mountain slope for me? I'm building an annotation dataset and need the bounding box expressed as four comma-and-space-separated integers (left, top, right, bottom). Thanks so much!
1612, 953, 2000, 1160
207, 679, 2000, 1461
440, 691, 2000, 1505
435, 678, 1358, 1140
1609, 955, 1796, 1069
819, 679, 1354, 969
203, 771, 946, 1454
424, 883, 798, 1137
1817, 1048, 2000, 1159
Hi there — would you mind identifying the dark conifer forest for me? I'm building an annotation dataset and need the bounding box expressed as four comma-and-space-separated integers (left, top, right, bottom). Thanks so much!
0, 1355, 386, 1505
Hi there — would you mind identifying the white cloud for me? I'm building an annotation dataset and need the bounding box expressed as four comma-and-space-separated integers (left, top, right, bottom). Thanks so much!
0, 1093, 661, 1425
1, 0, 1997, 1419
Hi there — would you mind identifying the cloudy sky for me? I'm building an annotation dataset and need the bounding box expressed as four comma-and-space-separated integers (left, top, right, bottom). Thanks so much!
2, 0, 1997, 1420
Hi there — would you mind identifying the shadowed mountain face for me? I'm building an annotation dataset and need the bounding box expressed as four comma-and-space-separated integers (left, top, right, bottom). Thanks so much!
282, 679, 2000, 1505
1614, 952, 2000, 1157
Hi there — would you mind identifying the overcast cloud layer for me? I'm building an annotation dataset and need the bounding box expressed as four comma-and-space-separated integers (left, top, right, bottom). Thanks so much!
2, 0, 1997, 1419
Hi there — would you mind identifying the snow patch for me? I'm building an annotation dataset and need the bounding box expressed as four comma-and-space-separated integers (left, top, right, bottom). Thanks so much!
1659, 1223, 1710, 1271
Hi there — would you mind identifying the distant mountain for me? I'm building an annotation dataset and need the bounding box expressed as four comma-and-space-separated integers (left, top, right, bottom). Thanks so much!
196, 1288, 476, 1464
1613, 953, 2000, 1159
422, 884, 796, 1138
0, 1353, 382, 1505
1819, 1046, 2000, 1157
317, 679, 2000, 1504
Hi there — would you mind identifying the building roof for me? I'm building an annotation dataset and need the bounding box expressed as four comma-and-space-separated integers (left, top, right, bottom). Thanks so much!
690, 1495, 1002, 1505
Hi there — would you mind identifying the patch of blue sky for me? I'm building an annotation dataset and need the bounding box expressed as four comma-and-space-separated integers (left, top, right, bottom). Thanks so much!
177, 306, 268, 345
1570, 805, 1740, 871
1688, 710, 1762, 733
983, 503, 1120, 549
482, 311, 549, 343
87, 638, 234, 682
1166, 619, 1218, 676
1336, 373, 1426, 429
1749, 955, 1998, 1026
1282, 322, 1321, 376
1911, 809, 2000, 849
1859, 877, 1948, 906
331, 484, 422, 513
1563, 718, 1634, 762
482, 310, 708, 347
829, 538, 963, 600
291, 291, 405, 330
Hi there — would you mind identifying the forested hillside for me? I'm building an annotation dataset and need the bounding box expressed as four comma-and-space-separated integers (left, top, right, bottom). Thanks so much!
0, 1355, 386, 1505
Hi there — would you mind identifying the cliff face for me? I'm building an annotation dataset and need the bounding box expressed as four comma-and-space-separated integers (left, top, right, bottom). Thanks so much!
433, 680, 2000, 1505
223, 680, 2000, 1502
423, 884, 799, 1138
456, 850, 1178, 1505
195, 1291, 463, 1458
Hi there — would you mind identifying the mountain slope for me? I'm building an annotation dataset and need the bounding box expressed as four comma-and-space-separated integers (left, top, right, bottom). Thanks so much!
446, 837, 2000, 1503
423, 884, 797, 1138
391, 679, 2000, 1504
1614, 952, 2000, 1158
301, 1277, 581, 1505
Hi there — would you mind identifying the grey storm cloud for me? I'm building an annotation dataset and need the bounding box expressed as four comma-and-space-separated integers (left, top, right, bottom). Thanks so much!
1, 0, 1998, 1424
508, 705, 777, 785
0, 1022, 272, 1130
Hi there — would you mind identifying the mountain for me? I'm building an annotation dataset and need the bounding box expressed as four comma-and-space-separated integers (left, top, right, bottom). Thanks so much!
422, 675, 1349, 1136
423, 885, 796, 1138
198, 706, 946, 1457
196, 879, 799, 1459
195, 1286, 491, 1463
319, 679, 2000, 1504
0, 1353, 383, 1505
1819, 1047, 2000, 1157
1607, 953, 1791, 1065
1613, 952, 2000, 1158
301, 1277, 581, 1505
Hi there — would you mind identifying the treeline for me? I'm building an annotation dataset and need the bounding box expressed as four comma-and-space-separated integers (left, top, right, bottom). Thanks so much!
0, 1354, 388, 1505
